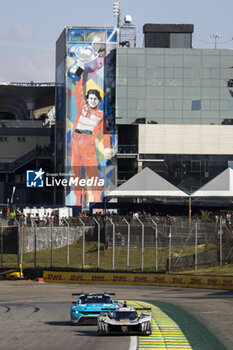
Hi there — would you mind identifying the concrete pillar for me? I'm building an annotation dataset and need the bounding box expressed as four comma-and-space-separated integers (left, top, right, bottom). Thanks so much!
26, 102, 35, 120
138, 161, 143, 172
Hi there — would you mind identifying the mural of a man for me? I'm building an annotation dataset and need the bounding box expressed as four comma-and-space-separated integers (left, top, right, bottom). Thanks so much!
69, 55, 112, 206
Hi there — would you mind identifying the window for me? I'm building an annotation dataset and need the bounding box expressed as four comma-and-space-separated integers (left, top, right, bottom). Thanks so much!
228, 161, 233, 169
170, 33, 192, 48
204, 160, 209, 177
17, 137, 26, 142
229, 101, 233, 111
0, 137, 8, 142
191, 160, 201, 172
192, 100, 201, 111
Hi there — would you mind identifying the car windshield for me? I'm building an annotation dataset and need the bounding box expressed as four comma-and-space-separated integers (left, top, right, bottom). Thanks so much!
79, 295, 112, 304
114, 311, 137, 320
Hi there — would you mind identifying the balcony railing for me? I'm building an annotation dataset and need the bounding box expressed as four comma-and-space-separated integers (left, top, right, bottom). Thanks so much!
118, 145, 138, 154
0, 146, 52, 172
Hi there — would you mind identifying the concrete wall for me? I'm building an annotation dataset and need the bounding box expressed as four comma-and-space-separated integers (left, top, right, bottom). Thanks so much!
0, 135, 50, 159
21, 226, 95, 253
139, 124, 233, 155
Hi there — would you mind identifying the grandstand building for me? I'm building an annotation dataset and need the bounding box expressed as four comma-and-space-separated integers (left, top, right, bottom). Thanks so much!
55, 23, 233, 212
0, 82, 55, 205
115, 24, 233, 201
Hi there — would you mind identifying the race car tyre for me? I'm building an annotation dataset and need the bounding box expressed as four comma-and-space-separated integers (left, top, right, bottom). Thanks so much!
97, 327, 106, 336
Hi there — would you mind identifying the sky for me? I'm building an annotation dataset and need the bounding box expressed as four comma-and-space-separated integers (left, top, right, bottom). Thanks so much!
0, 0, 233, 83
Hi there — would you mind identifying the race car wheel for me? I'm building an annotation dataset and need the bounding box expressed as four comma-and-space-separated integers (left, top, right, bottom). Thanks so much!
97, 326, 106, 336
147, 323, 152, 335
98, 323, 108, 335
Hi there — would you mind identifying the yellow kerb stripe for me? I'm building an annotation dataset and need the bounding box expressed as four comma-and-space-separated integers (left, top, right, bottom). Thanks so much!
128, 301, 193, 350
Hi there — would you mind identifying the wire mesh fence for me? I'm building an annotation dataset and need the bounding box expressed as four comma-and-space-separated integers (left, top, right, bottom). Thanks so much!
1, 214, 233, 272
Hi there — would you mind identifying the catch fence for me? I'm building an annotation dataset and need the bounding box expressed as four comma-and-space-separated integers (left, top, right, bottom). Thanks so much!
0, 215, 233, 273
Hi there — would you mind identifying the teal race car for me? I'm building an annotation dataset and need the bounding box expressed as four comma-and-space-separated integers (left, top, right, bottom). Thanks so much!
70, 292, 120, 325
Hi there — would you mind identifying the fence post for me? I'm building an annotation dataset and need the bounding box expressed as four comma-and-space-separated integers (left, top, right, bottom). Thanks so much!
189, 196, 192, 227
136, 217, 144, 272
79, 218, 85, 269
123, 218, 130, 271
151, 219, 158, 272
108, 218, 115, 271
168, 225, 172, 272
195, 219, 198, 270
47, 218, 53, 268
0, 222, 3, 267
93, 217, 101, 269
31, 218, 37, 269
63, 218, 70, 267
14, 218, 23, 277
219, 216, 223, 266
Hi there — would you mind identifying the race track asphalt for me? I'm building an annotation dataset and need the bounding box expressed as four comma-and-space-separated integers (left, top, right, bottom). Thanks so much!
0, 280, 232, 350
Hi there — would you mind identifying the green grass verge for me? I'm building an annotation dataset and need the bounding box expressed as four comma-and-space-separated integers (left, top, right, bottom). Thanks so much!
149, 301, 228, 350
1, 240, 233, 275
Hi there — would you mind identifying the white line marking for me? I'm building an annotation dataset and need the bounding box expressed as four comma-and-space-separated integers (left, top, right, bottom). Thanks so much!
129, 336, 137, 350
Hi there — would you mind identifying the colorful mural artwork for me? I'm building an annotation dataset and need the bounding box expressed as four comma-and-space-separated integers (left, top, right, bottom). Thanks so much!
65, 28, 117, 208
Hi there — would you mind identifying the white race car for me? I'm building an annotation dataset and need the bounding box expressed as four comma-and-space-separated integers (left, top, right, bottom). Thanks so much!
97, 304, 152, 335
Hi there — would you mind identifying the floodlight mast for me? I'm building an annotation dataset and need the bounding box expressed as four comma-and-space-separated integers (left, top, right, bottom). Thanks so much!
118, 0, 121, 28
113, 0, 121, 28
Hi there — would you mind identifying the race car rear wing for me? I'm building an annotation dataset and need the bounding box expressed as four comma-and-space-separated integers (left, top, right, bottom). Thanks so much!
72, 292, 116, 303
72, 292, 115, 297
105, 292, 116, 296
136, 307, 152, 317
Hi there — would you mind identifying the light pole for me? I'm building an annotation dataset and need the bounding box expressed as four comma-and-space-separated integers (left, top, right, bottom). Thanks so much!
210, 33, 220, 49
113, 1, 121, 28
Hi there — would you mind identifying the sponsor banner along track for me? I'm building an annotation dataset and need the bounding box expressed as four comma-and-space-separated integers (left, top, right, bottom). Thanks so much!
43, 271, 233, 290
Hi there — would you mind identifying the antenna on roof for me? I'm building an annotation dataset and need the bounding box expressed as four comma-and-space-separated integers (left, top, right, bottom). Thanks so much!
210, 33, 220, 49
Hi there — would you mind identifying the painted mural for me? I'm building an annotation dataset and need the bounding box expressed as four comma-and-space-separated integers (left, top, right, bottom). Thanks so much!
66, 29, 117, 208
